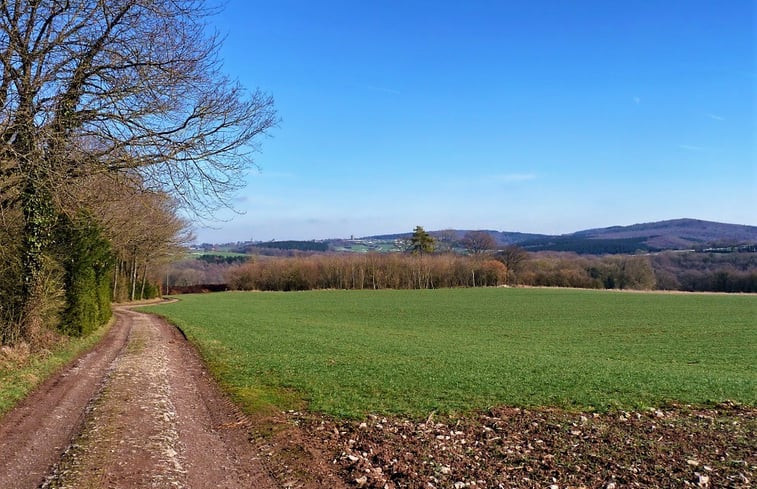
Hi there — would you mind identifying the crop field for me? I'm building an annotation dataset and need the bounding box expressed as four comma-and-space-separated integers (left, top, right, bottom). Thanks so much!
141, 288, 756, 418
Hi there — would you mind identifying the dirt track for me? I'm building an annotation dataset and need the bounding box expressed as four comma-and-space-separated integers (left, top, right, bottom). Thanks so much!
0, 307, 291, 489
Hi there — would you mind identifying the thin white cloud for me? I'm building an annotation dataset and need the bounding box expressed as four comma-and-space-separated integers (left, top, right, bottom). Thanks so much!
233, 193, 286, 207
633, 96, 641, 105
706, 113, 725, 121
489, 173, 537, 183
679, 144, 704, 151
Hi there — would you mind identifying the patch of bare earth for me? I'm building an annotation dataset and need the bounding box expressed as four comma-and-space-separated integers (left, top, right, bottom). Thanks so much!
292, 405, 755, 488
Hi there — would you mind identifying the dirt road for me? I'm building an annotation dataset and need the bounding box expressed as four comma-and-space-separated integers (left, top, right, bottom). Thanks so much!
0, 307, 305, 489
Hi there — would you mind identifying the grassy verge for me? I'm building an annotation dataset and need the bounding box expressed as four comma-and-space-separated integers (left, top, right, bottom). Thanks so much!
0, 317, 115, 418
141, 288, 756, 418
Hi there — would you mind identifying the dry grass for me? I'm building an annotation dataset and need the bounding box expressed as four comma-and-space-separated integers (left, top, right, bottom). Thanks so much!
0, 318, 114, 418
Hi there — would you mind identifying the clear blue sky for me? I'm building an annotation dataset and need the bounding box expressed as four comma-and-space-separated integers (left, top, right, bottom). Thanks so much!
196, 0, 755, 243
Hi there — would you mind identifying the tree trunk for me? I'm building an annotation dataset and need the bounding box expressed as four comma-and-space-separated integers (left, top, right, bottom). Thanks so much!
17, 172, 57, 343
140, 263, 148, 300
130, 256, 138, 302
113, 261, 119, 300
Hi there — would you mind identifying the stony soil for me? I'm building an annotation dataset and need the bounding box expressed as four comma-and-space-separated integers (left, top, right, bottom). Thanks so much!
291, 404, 755, 488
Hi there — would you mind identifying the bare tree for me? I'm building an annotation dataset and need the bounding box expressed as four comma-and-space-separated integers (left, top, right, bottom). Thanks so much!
495, 245, 528, 284
67, 175, 192, 300
434, 229, 459, 252
0, 0, 276, 341
461, 231, 497, 255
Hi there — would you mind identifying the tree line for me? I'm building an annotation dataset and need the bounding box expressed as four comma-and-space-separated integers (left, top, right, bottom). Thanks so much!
198, 244, 756, 294
0, 1, 275, 347
163, 225, 755, 294
227, 254, 509, 291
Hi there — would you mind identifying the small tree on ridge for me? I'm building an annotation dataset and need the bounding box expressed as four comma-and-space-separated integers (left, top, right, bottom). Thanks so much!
409, 226, 435, 255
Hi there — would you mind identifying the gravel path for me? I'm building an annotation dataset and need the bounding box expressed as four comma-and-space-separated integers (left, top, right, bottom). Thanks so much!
0, 306, 279, 489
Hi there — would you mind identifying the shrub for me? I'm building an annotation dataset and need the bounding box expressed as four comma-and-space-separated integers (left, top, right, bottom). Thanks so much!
56, 214, 112, 336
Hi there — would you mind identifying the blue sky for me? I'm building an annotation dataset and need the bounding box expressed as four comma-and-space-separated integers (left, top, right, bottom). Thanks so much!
196, 0, 755, 243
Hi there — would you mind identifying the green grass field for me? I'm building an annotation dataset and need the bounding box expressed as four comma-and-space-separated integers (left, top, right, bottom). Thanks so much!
141, 288, 756, 418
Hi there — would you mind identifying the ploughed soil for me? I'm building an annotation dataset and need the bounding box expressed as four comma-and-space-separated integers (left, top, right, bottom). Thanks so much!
293, 404, 755, 488
0, 305, 754, 488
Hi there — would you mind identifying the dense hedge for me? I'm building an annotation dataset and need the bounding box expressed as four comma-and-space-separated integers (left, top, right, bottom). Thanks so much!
56, 215, 112, 336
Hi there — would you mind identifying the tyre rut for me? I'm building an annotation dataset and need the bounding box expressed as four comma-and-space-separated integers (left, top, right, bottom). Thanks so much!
0, 307, 282, 488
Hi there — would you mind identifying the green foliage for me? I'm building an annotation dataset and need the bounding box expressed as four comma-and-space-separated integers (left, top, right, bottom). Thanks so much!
20, 179, 57, 291
196, 253, 250, 265
141, 281, 161, 300
55, 215, 112, 336
143, 289, 756, 418
521, 236, 654, 254
409, 226, 435, 255
0, 211, 24, 344
252, 240, 329, 252
14, 178, 60, 344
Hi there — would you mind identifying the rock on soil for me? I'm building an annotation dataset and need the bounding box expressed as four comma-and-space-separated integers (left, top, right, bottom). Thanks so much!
292, 404, 755, 488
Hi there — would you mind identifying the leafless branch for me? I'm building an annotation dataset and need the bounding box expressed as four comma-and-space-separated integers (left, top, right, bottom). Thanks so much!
0, 0, 277, 216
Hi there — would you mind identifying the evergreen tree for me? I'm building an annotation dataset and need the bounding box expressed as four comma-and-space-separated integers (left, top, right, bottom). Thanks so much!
409, 226, 435, 255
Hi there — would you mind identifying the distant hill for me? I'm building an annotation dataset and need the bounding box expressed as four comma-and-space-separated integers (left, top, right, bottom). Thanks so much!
363, 230, 550, 245
364, 219, 757, 254
201, 219, 756, 255
571, 219, 757, 249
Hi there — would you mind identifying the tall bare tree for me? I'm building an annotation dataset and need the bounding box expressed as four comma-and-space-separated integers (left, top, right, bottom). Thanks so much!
461, 231, 497, 255
495, 245, 528, 284
0, 0, 276, 341
63, 174, 192, 300
435, 229, 459, 252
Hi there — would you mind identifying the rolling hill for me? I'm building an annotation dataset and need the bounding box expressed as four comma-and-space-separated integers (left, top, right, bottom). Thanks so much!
201, 219, 756, 255
365, 219, 757, 254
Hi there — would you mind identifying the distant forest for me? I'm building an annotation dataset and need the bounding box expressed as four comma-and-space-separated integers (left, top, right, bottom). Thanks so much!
519, 236, 654, 254
246, 240, 329, 252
